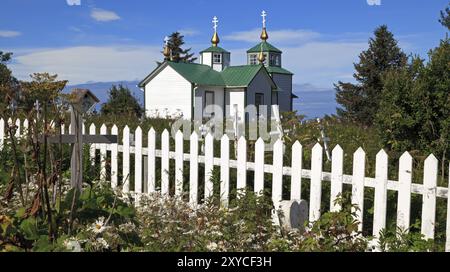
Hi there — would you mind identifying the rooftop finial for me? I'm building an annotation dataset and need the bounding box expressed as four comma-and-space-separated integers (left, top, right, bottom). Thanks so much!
258, 43, 266, 64
260, 10, 268, 41
211, 16, 220, 46
163, 36, 170, 60
262, 10, 267, 28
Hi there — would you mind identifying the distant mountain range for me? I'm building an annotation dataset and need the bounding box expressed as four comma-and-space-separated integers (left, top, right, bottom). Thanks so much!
65, 81, 338, 119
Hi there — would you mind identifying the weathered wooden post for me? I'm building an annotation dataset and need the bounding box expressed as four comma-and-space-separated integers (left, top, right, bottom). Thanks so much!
69, 89, 99, 191
38, 89, 117, 192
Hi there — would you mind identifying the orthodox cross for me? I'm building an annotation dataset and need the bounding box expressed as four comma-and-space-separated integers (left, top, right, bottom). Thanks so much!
39, 89, 117, 191
164, 36, 169, 46
212, 16, 219, 32
261, 10, 267, 28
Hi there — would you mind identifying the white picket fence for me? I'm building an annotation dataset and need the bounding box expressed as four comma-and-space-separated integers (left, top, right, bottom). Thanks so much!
1, 117, 450, 251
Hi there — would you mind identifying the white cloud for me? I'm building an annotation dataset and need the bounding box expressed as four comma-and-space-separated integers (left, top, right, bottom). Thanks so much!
8, 40, 365, 87
367, 0, 381, 6
10, 46, 161, 85
224, 28, 320, 44
177, 28, 200, 37
0, 30, 21, 38
66, 0, 81, 6
90, 8, 121, 22
229, 40, 366, 87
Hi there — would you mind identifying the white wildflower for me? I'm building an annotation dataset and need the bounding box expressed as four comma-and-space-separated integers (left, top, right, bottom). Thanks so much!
206, 242, 218, 251
64, 238, 82, 252
89, 216, 109, 234
95, 237, 109, 249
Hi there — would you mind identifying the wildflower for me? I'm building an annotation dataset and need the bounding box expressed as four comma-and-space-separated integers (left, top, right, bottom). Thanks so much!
95, 237, 109, 249
119, 222, 136, 233
207, 242, 218, 251
89, 216, 109, 234
64, 238, 82, 252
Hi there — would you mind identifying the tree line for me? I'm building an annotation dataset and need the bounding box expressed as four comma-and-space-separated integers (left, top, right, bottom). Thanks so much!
335, 3, 450, 161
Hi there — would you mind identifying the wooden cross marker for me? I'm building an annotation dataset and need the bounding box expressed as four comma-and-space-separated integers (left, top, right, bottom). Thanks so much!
40, 89, 117, 191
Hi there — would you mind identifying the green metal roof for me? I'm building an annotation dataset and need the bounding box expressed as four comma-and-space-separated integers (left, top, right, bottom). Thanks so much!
166, 62, 225, 86
200, 46, 229, 53
221, 65, 264, 87
139, 61, 278, 88
247, 41, 282, 53
266, 66, 293, 75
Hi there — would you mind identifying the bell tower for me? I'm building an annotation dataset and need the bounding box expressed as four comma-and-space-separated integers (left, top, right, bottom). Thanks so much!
247, 10, 282, 67
200, 16, 230, 71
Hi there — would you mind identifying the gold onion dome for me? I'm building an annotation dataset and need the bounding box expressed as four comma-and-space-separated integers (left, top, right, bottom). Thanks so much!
260, 27, 269, 41
211, 31, 220, 47
258, 50, 266, 63
163, 45, 170, 59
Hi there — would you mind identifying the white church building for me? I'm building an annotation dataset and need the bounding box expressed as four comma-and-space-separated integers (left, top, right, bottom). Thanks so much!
138, 12, 296, 123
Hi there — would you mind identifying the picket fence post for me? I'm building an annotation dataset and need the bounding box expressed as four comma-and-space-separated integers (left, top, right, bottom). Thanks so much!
373, 149, 388, 238
352, 147, 366, 232
0, 118, 4, 150
446, 162, 450, 252
237, 137, 247, 191
147, 128, 156, 193
330, 144, 343, 212
272, 139, 283, 206
422, 154, 437, 239
23, 119, 29, 136
397, 151, 412, 232
15, 118, 20, 138
134, 126, 143, 203
309, 143, 323, 222
111, 125, 118, 188
100, 124, 107, 182
175, 130, 184, 197
122, 125, 130, 193
89, 124, 96, 165
254, 138, 265, 195
204, 133, 214, 199
161, 129, 169, 196
220, 134, 230, 207
189, 132, 199, 207
290, 141, 302, 200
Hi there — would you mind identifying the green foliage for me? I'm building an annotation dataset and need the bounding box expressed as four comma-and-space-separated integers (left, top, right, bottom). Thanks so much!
440, 2, 450, 30
378, 222, 440, 252
375, 38, 450, 158
165, 32, 197, 63
100, 84, 144, 119
0, 51, 20, 118
335, 25, 408, 126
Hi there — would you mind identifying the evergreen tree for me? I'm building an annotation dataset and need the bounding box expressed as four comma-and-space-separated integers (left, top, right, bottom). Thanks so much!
100, 84, 144, 118
439, 3, 450, 30
375, 38, 450, 158
0, 51, 20, 117
335, 25, 407, 126
166, 32, 197, 63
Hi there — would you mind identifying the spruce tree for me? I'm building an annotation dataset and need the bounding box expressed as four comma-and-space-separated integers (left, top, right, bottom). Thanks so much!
439, 3, 450, 30
335, 25, 407, 126
166, 32, 197, 63
101, 84, 144, 118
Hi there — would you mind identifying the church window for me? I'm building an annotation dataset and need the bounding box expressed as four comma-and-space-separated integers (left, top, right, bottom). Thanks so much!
204, 91, 215, 117
255, 93, 265, 116
270, 54, 280, 66
213, 53, 222, 64
249, 54, 258, 65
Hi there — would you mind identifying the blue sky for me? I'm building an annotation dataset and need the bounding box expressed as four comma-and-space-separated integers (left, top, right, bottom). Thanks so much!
1, 0, 448, 89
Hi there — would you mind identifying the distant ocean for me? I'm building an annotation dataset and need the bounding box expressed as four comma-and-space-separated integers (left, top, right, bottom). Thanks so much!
65, 81, 338, 119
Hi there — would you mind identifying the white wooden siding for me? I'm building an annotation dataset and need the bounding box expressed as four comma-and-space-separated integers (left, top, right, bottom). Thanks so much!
144, 65, 192, 119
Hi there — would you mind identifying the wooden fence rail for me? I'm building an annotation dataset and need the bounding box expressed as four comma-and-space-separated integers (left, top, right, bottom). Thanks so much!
1, 118, 450, 251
